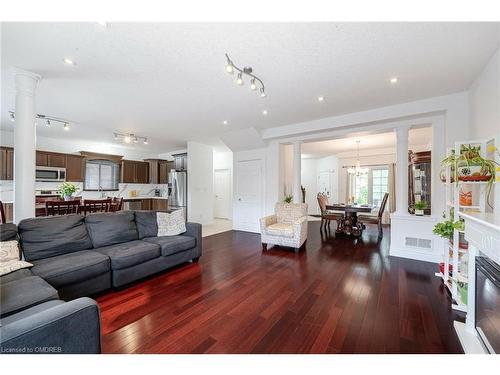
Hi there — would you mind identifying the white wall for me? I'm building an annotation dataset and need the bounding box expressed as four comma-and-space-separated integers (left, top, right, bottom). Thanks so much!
187, 141, 214, 225
468, 48, 500, 212
301, 158, 318, 215
468, 49, 500, 140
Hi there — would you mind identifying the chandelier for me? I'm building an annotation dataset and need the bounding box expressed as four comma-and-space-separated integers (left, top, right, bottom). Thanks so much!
347, 140, 369, 176
225, 53, 267, 98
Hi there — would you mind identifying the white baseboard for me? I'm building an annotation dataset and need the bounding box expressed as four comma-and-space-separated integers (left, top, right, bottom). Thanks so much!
389, 245, 440, 263
454, 321, 487, 354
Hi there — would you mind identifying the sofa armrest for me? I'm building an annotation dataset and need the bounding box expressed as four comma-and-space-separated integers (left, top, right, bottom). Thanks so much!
0, 297, 101, 354
181, 222, 202, 258
260, 215, 277, 229
293, 215, 308, 241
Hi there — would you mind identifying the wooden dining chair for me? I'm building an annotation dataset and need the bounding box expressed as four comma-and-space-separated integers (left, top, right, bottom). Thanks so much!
0, 200, 6, 224
109, 197, 123, 212
45, 200, 81, 216
317, 193, 344, 231
81, 199, 112, 215
357, 192, 389, 238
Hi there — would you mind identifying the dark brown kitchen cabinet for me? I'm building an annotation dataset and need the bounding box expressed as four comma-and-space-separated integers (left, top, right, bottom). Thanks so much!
121, 160, 149, 184
172, 153, 187, 171
36, 151, 48, 166
65, 154, 85, 182
0, 147, 14, 180
36, 151, 66, 168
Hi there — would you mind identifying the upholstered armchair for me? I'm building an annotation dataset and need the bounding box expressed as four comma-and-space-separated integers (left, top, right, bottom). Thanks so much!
260, 203, 308, 252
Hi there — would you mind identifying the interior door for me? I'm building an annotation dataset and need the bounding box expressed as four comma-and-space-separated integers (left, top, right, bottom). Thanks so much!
234, 160, 262, 233
214, 169, 231, 219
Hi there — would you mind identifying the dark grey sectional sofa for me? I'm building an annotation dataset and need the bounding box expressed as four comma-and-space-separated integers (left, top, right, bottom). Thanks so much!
0, 211, 202, 353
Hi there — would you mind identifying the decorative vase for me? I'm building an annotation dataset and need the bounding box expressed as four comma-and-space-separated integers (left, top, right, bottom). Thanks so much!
63, 195, 73, 201
457, 165, 491, 182
415, 209, 424, 216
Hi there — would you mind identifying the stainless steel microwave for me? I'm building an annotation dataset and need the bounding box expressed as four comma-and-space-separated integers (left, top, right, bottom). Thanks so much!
35, 166, 66, 182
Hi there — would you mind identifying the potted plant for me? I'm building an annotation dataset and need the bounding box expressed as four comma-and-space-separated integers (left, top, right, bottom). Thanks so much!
283, 195, 293, 203
60, 182, 77, 201
413, 201, 427, 216
433, 215, 468, 249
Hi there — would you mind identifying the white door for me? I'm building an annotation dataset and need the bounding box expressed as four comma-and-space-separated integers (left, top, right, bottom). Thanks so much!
234, 160, 262, 233
214, 169, 231, 219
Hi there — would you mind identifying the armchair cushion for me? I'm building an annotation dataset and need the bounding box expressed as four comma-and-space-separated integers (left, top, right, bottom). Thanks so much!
275, 203, 308, 224
266, 223, 294, 238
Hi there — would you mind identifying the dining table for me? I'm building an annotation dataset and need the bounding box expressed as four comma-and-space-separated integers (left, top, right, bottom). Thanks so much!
325, 203, 376, 236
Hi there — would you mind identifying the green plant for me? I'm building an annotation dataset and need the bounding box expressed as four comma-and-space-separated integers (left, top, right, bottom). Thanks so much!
60, 182, 77, 197
413, 201, 428, 210
283, 195, 293, 203
432, 216, 464, 240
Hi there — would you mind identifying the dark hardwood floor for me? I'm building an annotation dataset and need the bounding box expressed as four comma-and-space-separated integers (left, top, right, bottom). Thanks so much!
97, 221, 464, 354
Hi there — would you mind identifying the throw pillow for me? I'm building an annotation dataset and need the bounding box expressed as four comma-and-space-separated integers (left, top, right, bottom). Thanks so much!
0, 240, 33, 276
157, 210, 186, 236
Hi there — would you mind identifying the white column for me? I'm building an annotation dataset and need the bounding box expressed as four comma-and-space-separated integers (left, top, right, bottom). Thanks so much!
395, 126, 409, 215
292, 141, 301, 203
13, 69, 41, 223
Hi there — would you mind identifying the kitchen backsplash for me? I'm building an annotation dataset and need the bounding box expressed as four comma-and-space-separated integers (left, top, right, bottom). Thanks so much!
0, 180, 169, 203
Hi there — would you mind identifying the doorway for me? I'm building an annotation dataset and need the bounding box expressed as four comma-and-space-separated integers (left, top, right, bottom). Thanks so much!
233, 159, 263, 233
214, 168, 231, 219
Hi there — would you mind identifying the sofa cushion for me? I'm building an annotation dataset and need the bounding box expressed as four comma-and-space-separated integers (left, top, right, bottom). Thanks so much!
0, 223, 18, 242
0, 268, 34, 284
143, 235, 196, 257
31, 250, 110, 288
1, 300, 64, 326
265, 223, 294, 238
94, 240, 160, 270
0, 276, 59, 318
19, 215, 93, 261
135, 211, 158, 239
85, 211, 138, 248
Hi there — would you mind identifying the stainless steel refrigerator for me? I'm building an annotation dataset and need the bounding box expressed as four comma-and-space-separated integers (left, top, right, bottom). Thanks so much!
168, 170, 187, 214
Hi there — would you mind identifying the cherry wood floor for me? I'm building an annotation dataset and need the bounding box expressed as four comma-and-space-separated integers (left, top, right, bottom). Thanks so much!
97, 222, 464, 354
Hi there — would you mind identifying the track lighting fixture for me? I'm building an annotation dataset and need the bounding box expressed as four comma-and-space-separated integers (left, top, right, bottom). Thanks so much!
8, 111, 72, 131
225, 53, 267, 97
114, 132, 148, 146
236, 73, 244, 86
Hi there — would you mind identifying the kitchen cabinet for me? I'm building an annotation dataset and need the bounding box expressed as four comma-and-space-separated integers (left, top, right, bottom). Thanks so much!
146, 159, 172, 184
0, 147, 14, 180
121, 160, 150, 184
172, 153, 187, 171
141, 199, 153, 210
36, 151, 66, 168
66, 154, 85, 182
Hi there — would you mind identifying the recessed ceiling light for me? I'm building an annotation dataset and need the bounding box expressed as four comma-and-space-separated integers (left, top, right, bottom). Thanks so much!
318, 96, 324, 102
390, 77, 398, 84
262, 110, 268, 115
63, 58, 75, 65
222, 120, 228, 125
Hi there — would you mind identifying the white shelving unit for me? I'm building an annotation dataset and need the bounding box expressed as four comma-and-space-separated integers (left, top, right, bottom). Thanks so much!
436, 138, 496, 316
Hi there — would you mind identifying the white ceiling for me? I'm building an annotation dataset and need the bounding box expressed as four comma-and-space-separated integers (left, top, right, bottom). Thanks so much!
1, 22, 498, 153
301, 126, 432, 159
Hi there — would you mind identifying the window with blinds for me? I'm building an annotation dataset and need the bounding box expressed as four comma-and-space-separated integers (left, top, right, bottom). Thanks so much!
84, 159, 120, 190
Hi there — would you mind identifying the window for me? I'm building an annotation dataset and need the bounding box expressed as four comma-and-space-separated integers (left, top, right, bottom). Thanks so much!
84, 160, 119, 191
353, 166, 389, 207
372, 168, 389, 207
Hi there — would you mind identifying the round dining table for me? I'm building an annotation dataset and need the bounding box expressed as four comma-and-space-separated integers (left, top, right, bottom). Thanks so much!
325, 203, 375, 236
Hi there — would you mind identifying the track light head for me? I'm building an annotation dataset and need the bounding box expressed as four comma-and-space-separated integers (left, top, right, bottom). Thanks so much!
260, 88, 267, 98
63, 123, 69, 131
124, 135, 131, 143
236, 73, 244, 86
10, 112, 15, 122
250, 78, 257, 91
143, 139, 148, 145
46, 119, 51, 127
225, 64, 234, 74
